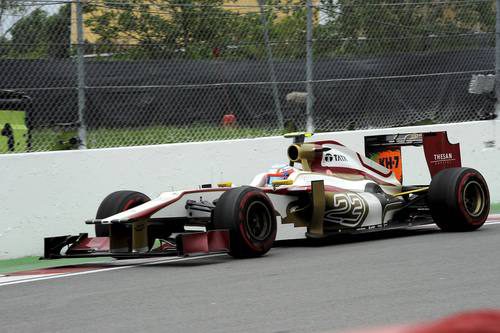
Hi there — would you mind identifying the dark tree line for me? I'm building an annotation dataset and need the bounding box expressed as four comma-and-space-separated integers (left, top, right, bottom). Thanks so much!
0, 0, 495, 60
1, 3, 71, 59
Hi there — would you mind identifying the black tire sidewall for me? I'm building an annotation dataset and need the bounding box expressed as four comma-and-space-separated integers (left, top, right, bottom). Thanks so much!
237, 190, 277, 254
429, 168, 489, 231
95, 190, 151, 237
214, 186, 277, 258
455, 170, 490, 226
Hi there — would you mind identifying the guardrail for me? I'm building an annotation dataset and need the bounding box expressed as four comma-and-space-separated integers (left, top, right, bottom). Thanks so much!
0, 120, 498, 259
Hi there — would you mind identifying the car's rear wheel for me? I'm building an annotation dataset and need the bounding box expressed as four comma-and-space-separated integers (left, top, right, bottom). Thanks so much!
213, 186, 277, 258
95, 190, 151, 237
428, 167, 489, 231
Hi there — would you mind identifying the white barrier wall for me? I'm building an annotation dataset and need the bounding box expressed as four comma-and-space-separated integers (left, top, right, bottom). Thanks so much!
1, 120, 499, 259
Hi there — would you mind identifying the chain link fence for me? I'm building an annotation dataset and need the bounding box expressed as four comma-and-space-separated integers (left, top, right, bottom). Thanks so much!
0, 0, 496, 153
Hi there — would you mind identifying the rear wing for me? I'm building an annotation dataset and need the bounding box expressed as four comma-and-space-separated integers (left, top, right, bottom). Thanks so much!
365, 131, 461, 183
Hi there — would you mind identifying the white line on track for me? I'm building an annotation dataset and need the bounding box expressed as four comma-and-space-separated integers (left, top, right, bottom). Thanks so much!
0, 254, 226, 287
485, 220, 500, 225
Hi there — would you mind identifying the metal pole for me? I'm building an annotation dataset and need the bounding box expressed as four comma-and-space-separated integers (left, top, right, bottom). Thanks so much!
305, 0, 315, 132
258, 0, 284, 130
495, 0, 500, 116
76, 0, 88, 148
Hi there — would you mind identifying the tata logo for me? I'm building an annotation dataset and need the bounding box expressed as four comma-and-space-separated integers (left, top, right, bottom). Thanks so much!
324, 153, 347, 162
433, 153, 453, 161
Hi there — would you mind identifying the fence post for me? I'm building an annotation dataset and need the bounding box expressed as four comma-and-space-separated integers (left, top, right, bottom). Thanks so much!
76, 0, 88, 148
258, 0, 284, 130
496, 0, 500, 116
305, 0, 315, 132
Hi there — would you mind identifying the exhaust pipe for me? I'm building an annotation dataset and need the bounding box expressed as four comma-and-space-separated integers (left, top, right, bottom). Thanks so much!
287, 143, 328, 171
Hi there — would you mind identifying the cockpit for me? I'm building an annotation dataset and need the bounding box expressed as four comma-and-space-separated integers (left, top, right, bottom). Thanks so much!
250, 164, 301, 187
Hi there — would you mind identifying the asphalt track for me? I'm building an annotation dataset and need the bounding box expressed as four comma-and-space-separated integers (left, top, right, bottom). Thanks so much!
1, 222, 500, 333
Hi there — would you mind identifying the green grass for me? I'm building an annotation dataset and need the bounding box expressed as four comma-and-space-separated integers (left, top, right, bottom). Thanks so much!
29, 125, 282, 151
0, 256, 112, 275
491, 202, 500, 214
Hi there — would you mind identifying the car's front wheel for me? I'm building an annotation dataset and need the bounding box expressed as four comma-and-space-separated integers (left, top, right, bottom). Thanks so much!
213, 186, 277, 258
95, 190, 151, 237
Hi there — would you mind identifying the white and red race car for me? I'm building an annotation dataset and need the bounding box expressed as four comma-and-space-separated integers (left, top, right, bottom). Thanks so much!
44, 131, 490, 259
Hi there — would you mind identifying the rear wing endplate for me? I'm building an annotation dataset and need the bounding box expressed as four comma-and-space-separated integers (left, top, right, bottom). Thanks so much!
365, 131, 461, 182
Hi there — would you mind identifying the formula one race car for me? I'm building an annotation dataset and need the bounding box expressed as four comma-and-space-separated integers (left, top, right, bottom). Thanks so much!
44, 131, 490, 259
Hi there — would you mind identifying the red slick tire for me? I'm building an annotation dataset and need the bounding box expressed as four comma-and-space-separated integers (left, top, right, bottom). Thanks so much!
428, 167, 490, 231
213, 186, 277, 258
95, 190, 151, 237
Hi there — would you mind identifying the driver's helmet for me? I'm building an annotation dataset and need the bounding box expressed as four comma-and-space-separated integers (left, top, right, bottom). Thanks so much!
266, 164, 295, 186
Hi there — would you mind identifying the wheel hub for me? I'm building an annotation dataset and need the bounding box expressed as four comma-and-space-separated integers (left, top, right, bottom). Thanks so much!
245, 201, 272, 241
463, 180, 485, 217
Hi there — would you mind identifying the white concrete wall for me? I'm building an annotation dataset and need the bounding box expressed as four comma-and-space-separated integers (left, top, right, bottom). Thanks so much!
1, 120, 499, 259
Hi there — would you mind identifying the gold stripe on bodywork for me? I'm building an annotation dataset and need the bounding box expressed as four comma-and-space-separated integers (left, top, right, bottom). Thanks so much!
309, 180, 326, 236
393, 187, 429, 197
132, 219, 149, 253
272, 179, 293, 188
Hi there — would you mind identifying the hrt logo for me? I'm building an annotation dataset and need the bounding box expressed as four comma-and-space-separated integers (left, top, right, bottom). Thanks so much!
324, 153, 347, 162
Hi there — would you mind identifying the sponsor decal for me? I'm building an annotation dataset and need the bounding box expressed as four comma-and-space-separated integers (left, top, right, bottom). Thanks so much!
422, 132, 462, 176
431, 152, 455, 164
324, 153, 347, 162
368, 148, 402, 182
134, 224, 146, 232
324, 192, 369, 227
321, 148, 357, 168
